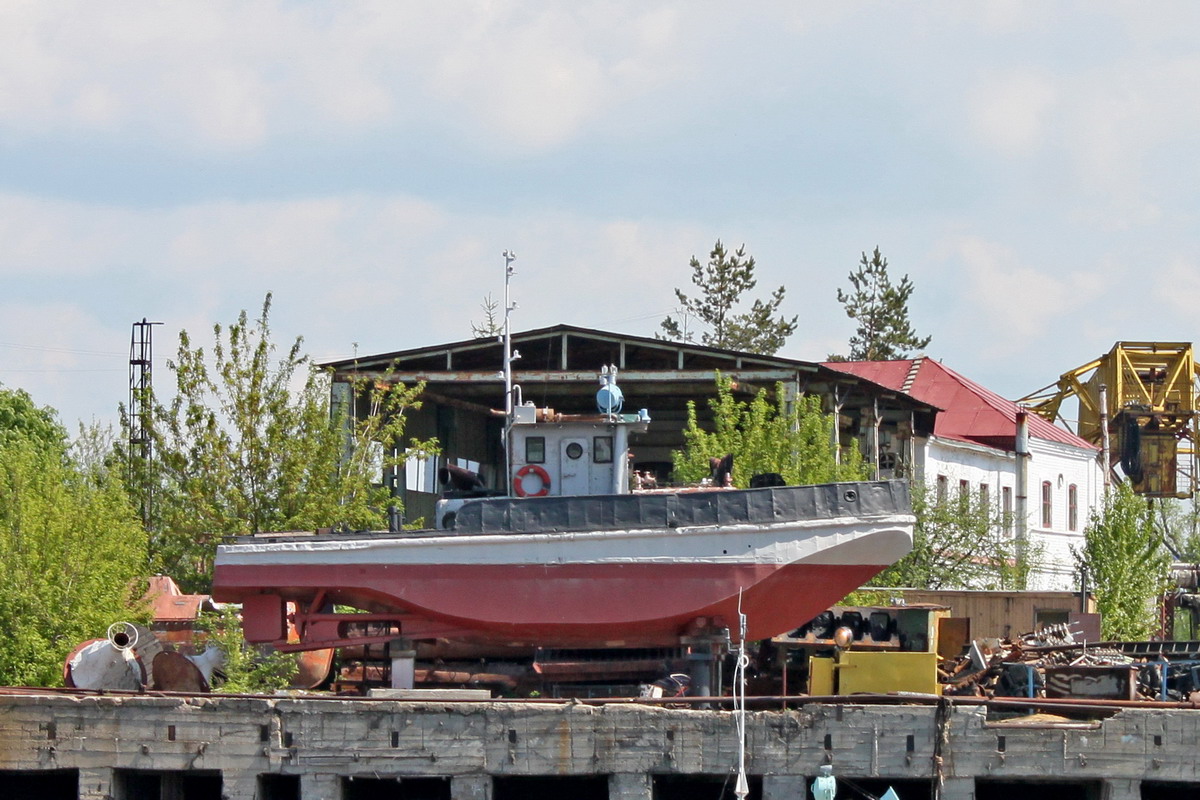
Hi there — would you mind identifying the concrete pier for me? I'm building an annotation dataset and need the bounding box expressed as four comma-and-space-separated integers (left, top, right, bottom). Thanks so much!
0, 692, 1196, 799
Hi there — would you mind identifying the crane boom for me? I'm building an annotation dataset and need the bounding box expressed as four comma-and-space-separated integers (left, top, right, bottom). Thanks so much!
1018, 342, 1199, 498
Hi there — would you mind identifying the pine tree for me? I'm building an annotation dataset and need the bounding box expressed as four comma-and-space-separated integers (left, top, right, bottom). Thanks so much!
660, 240, 797, 355
470, 293, 503, 339
833, 247, 931, 361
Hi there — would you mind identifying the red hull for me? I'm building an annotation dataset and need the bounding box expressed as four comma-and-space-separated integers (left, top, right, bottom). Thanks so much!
214, 559, 891, 647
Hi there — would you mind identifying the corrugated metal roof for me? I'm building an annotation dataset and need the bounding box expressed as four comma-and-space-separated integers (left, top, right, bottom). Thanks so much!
319, 323, 812, 370
824, 358, 1096, 452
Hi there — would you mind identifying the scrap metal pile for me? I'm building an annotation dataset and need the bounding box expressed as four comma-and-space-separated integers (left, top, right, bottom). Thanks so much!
940, 623, 1200, 702
63, 622, 223, 693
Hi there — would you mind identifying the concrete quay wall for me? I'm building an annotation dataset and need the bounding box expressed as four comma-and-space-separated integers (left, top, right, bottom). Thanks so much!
0, 692, 1196, 799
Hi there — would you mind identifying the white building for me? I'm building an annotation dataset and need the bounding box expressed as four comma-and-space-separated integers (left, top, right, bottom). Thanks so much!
826, 357, 1104, 590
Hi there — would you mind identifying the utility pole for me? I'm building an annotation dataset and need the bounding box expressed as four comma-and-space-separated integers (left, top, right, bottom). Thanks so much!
502, 251, 519, 490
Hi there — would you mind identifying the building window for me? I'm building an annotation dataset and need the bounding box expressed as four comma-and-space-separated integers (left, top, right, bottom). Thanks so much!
1068, 484, 1078, 531
936, 475, 948, 503
1002, 487, 1012, 536
1041, 481, 1053, 528
955, 479, 969, 512
979, 483, 989, 509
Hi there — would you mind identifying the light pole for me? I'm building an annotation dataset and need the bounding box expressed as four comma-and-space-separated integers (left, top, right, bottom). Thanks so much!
502, 250, 519, 491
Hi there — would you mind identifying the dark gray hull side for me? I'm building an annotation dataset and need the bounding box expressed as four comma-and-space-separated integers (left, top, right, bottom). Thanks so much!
453, 479, 912, 535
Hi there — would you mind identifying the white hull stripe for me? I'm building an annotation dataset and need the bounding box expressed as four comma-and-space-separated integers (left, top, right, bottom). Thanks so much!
217, 514, 915, 568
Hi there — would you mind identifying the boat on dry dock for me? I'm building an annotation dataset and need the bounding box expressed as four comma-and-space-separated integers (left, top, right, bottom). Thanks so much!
212, 368, 914, 652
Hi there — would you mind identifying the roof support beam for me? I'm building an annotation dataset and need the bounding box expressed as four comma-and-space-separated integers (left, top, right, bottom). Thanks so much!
338, 368, 805, 384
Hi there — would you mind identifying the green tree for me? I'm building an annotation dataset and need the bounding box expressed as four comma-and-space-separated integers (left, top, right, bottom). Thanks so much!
871, 483, 1032, 591
70, 421, 119, 479
1074, 484, 1171, 640
832, 247, 931, 361
470, 293, 504, 339
0, 400, 149, 686
196, 605, 297, 693
1151, 496, 1200, 561
0, 384, 67, 453
672, 374, 866, 487
660, 241, 798, 355
133, 294, 437, 593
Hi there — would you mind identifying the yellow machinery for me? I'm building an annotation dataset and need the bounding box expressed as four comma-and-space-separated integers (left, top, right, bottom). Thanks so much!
1020, 342, 1200, 498
774, 605, 953, 696
807, 650, 941, 696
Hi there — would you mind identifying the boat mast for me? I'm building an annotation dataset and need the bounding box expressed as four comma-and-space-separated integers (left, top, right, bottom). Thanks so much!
733, 592, 749, 800
502, 250, 518, 491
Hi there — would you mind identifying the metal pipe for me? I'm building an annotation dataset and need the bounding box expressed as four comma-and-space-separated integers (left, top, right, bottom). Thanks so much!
613, 423, 629, 494
868, 398, 880, 481
1099, 383, 1111, 494
1015, 411, 1030, 561
502, 250, 516, 491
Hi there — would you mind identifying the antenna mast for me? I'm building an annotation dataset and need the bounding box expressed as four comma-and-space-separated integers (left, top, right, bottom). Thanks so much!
502, 251, 519, 487
129, 318, 162, 526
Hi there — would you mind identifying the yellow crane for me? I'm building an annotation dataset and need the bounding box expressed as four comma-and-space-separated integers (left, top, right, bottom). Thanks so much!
1019, 342, 1199, 498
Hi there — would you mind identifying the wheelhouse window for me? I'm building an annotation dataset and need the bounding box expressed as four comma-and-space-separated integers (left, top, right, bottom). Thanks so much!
525, 437, 545, 464
593, 436, 613, 463
1041, 481, 1053, 528
405, 450, 437, 493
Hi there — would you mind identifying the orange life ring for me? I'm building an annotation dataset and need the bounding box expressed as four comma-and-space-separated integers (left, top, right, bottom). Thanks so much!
513, 464, 551, 497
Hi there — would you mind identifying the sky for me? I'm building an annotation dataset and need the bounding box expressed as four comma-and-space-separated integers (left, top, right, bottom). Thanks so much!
3, 2, 1200, 432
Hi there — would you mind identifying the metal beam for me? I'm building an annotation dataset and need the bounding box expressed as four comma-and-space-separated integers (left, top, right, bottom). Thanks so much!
337, 368, 806, 384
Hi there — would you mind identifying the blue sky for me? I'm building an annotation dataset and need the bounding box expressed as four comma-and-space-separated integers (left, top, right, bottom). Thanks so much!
3, 2, 1200, 430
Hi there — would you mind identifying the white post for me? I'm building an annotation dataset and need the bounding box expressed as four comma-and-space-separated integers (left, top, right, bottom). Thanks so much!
1015, 410, 1030, 563
389, 638, 416, 689
502, 250, 517, 493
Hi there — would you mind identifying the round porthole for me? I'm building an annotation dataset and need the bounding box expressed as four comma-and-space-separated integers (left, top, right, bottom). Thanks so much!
566, 442, 584, 460
843, 489, 858, 502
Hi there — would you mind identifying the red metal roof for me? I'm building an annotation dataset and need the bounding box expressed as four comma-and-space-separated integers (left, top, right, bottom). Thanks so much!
145, 575, 213, 622
823, 358, 1096, 452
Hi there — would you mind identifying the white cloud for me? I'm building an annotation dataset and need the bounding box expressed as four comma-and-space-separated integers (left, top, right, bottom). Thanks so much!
9, 2, 1200, 432
937, 235, 1104, 356
963, 40, 1200, 227
0, 1, 715, 151
0, 194, 140, 277
1154, 258, 1200, 318
0, 189, 707, 424
968, 70, 1058, 158
0, 301, 128, 427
